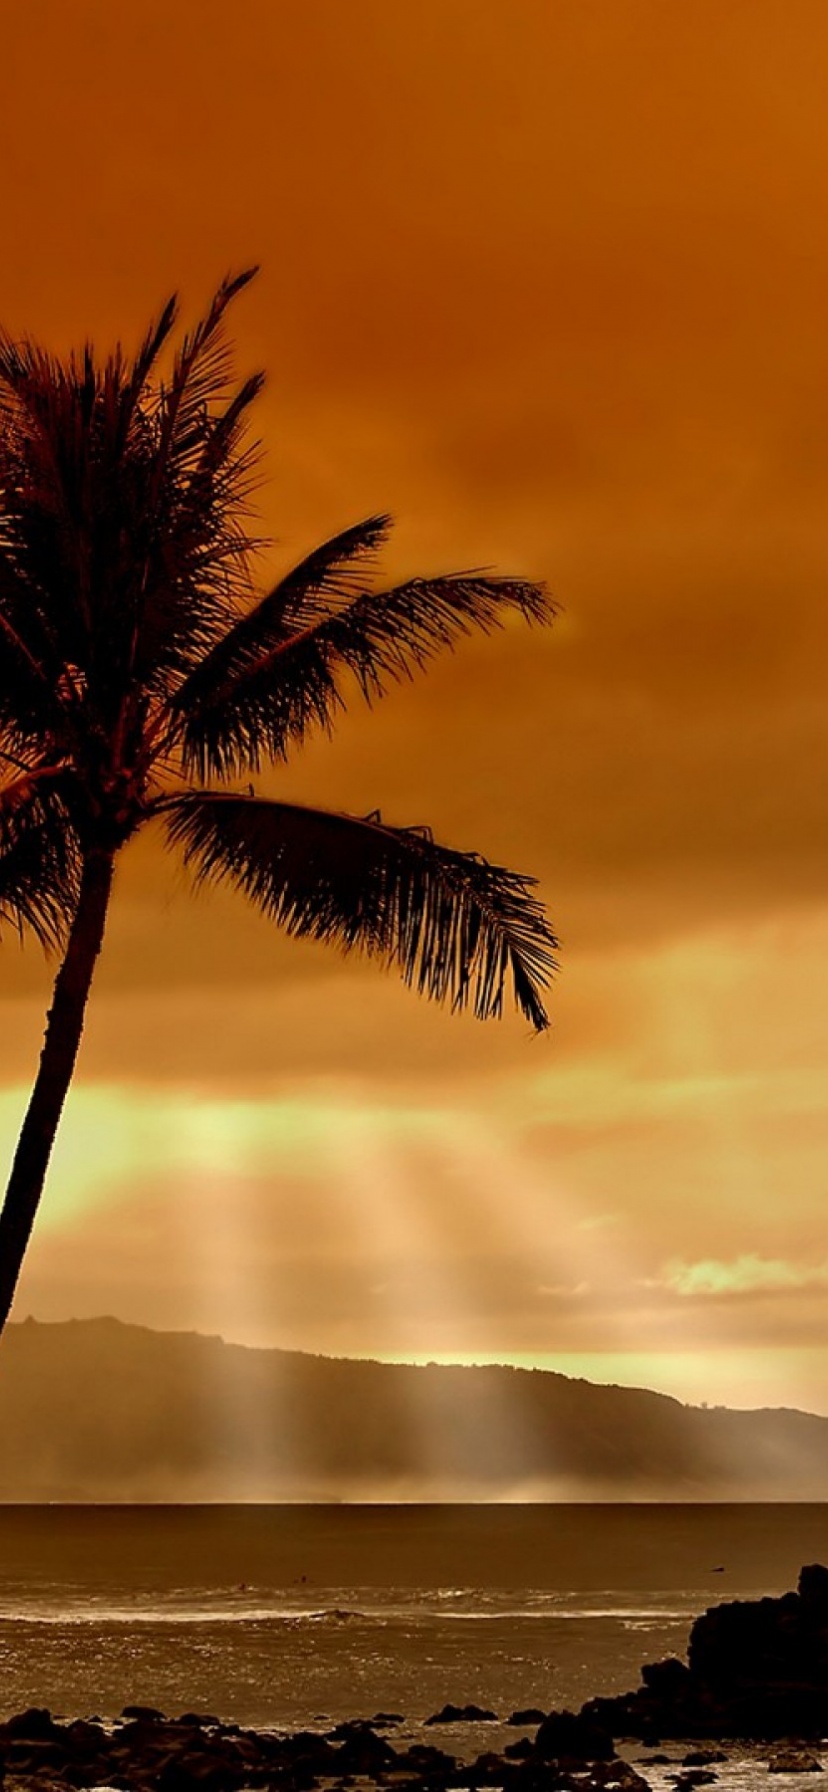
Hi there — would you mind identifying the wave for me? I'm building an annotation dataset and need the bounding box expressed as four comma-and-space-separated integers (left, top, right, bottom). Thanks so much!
0, 1591, 695, 1628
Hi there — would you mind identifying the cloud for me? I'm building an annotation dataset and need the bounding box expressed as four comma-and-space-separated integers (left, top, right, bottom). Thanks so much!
4, 0, 828, 1420
664, 1255, 828, 1298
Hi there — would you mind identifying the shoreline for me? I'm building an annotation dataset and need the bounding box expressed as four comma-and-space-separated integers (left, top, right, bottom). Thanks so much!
0, 1702, 823, 1792
1, 1559, 826, 1786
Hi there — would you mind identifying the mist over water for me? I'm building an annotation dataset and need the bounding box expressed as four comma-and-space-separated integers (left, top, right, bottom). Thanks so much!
0, 1504, 825, 1728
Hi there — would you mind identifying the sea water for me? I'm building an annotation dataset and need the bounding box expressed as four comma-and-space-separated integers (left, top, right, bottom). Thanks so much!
0, 1503, 825, 1760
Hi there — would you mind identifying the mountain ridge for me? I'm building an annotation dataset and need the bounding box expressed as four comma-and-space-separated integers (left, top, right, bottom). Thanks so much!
0, 1315, 824, 1501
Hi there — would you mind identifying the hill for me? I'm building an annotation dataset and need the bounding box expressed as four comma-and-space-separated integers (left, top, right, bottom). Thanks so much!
0, 1316, 824, 1500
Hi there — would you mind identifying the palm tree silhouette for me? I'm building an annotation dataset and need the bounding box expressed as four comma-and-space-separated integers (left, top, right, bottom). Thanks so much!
0, 270, 557, 1337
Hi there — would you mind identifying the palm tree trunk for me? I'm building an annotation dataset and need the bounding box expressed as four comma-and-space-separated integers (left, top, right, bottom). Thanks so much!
0, 849, 115, 1336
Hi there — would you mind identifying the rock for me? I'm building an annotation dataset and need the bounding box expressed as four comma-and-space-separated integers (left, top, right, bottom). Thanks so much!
578, 1564, 828, 1740
4, 1708, 60, 1740
468, 1751, 511, 1784
395, 1742, 458, 1774
508, 1709, 548, 1726
641, 1661, 692, 1696
682, 1754, 727, 1767
505, 1738, 538, 1759
333, 1724, 399, 1773
382, 1778, 432, 1792
370, 1713, 404, 1727
425, 1703, 499, 1724
121, 1705, 166, 1722
504, 1766, 644, 1792
668, 1775, 718, 1789
588, 1765, 651, 1790
279, 1730, 342, 1771
64, 1718, 109, 1750
769, 1755, 823, 1775
533, 1710, 616, 1762
501, 1766, 583, 1792
6, 1735, 69, 1770
156, 1762, 236, 1792
798, 1565, 828, 1611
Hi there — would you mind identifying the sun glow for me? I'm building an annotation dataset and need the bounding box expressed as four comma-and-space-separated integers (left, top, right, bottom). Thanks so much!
6, 893, 828, 1429
319, 1108, 535, 1489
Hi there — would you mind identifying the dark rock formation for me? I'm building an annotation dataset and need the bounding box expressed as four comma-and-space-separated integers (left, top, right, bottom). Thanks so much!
582, 1564, 828, 1740
396, 1740, 458, 1775
534, 1711, 616, 1762
425, 1703, 498, 1724
326, 1721, 399, 1773
0, 1707, 415, 1791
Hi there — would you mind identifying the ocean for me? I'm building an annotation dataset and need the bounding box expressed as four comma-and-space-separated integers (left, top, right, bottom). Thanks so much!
0, 1502, 825, 1738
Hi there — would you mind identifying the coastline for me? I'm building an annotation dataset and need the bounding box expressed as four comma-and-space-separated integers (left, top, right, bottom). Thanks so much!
3, 1569, 828, 1790
0, 1702, 821, 1792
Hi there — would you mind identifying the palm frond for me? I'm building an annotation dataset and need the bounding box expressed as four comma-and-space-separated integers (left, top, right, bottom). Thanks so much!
126, 294, 179, 405
129, 370, 265, 693
154, 269, 259, 477
0, 275, 264, 737
0, 773, 81, 948
177, 513, 390, 682
173, 514, 553, 777
166, 791, 557, 1029
124, 273, 263, 693
0, 587, 69, 752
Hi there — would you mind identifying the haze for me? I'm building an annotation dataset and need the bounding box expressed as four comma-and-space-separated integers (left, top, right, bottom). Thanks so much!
1, 0, 826, 1415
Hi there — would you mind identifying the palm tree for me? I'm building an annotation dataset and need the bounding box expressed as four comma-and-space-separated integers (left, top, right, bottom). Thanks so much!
0, 270, 557, 1339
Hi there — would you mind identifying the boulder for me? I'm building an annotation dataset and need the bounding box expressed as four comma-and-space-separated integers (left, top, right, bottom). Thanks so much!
156, 1761, 238, 1792
578, 1565, 828, 1740
591, 1768, 651, 1792
3, 1708, 60, 1740
395, 1742, 458, 1775
425, 1703, 498, 1724
5, 1735, 70, 1771
641, 1661, 691, 1697
467, 1750, 512, 1784
533, 1710, 616, 1762
333, 1725, 399, 1773
501, 1765, 583, 1792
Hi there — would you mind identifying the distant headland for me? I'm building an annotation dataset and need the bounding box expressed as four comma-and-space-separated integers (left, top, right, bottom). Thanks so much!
0, 1316, 826, 1502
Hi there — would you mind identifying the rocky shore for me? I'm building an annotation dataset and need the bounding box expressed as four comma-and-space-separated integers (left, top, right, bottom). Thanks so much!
2, 1566, 828, 1791
0, 1704, 656, 1792
585, 1563, 828, 1742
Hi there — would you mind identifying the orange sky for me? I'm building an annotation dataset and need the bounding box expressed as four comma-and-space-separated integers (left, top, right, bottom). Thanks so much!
2, 0, 828, 1412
